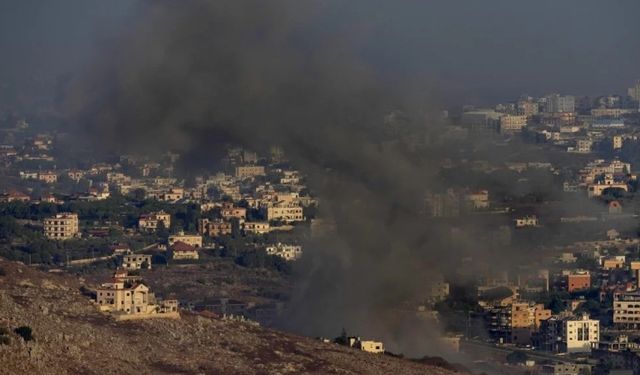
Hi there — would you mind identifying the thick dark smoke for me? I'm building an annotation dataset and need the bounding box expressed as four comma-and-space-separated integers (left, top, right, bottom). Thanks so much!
61, 0, 640, 358
65, 0, 458, 355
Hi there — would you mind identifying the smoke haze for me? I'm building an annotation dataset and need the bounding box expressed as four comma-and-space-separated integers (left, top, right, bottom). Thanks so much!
6, 0, 639, 357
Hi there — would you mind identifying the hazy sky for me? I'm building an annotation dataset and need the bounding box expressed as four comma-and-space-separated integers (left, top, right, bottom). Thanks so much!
1, 0, 639, 109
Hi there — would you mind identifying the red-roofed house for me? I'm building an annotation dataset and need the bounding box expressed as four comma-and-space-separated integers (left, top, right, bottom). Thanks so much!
0, 190, 30, 203
169, 241, 199, 260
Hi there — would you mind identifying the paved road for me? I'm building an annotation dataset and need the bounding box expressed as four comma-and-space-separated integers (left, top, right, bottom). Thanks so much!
461, 339, 584, 364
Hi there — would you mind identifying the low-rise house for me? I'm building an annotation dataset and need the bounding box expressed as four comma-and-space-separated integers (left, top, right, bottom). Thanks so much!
19, 171, 39, 180
356, 340, 385, 354
121, 254, 152, 270
110, 244, 131, 256
160, 188, 184, 202
243, 221, 270, 234
168, 232, 202, 248
67, 169, 85, 182
40, 193, 59, 204
0, 190, 30, 203
540, 364, 592, 375
170, 241, 199, 260
265, 243, 302, 261
139, 210, 171, 231
339, 336, 385, 354
515, 215, 538, 228
598, 335, 640, 352
603, 256, 625, 270
84, 185, 110, 201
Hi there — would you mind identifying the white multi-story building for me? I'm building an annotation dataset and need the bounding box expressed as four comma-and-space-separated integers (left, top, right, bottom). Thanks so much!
538, 314, 599, 353
563, 315, 599, 353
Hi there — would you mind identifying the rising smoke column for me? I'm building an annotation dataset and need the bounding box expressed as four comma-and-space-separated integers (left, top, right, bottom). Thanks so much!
64, 0, 550, 357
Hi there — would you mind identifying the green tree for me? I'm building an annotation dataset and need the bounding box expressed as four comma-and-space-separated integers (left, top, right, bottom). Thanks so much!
14, 326, 33, 342
506, 351, 527, 365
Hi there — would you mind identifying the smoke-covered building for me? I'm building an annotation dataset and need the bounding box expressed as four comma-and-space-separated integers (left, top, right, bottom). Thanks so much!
545, 94, 576, 113
461, 109, 501, 133
628, 80, 640, 102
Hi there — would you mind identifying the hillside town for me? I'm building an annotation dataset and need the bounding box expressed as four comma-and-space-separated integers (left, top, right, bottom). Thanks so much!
3, 75, 640, 372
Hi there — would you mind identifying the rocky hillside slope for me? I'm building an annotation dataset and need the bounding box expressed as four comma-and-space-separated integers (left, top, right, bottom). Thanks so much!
0, 258, 459, 375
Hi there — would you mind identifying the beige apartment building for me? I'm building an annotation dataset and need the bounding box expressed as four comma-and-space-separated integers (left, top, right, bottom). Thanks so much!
198, 218, 232, 237
499, 115, 527, 134
220, 207, 247, 221
614, 292, 640, 328
235, 165, 266, 178
266, 206, 304, 222
44, 213, 79, 240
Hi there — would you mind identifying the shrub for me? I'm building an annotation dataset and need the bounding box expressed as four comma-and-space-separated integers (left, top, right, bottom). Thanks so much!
0, 266, 6, 276
506, 351, 527, 365
14, 326, 33, 342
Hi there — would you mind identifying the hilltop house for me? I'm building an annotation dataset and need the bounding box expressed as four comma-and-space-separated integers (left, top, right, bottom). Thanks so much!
95, 272, 179, 320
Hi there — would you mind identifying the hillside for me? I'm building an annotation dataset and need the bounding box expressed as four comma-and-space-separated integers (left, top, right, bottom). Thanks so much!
0, 258, 459, 375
